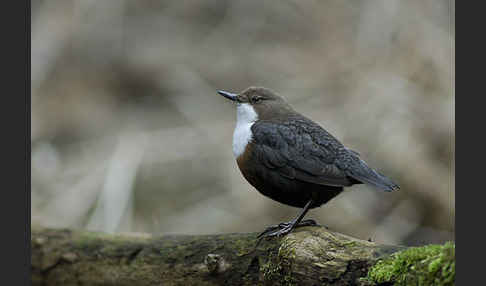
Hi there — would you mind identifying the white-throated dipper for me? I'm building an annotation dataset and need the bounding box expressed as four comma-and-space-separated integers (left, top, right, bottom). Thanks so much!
218, 87, 399, 240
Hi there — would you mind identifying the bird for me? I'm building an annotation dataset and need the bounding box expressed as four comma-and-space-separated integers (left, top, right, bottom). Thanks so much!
218, 87, 399, 240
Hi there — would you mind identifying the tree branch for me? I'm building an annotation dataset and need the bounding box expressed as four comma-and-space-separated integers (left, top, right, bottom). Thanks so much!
31, 226, 452, 285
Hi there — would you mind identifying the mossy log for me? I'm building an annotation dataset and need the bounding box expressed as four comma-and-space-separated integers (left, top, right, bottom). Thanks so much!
31, 226, 454, 286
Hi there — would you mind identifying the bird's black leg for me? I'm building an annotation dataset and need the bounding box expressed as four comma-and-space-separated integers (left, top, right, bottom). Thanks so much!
257, 199, 315, 241
257, 219, 317, 238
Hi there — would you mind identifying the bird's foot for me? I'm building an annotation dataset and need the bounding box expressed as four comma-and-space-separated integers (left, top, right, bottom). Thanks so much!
257, 219, 318, 240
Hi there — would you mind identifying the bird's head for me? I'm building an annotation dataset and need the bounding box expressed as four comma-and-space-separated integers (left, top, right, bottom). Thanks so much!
218, 87, 294, 120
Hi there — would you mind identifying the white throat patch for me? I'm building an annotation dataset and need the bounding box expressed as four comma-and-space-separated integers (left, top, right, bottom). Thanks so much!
233, 103, 258, 157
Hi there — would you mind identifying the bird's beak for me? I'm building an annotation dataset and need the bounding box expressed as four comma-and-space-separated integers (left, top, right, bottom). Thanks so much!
218, 90, 238, 101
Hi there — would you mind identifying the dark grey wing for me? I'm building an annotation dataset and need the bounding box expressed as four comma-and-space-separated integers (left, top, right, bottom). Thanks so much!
338, 155, 400, 192
250, 118, 356, 187
251, 116, 399, 191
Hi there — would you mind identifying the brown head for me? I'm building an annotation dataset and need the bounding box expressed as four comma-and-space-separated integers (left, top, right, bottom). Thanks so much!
218, 87, 296, 120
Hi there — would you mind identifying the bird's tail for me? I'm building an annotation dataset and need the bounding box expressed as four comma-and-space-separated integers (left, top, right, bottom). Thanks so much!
347, 159, 399, 192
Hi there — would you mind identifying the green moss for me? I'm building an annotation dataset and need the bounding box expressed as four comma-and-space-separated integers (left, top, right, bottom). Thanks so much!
366, 242, 455, 286
72, 231, 148, 258
233, 235, 258, 256
342, 240, 358, 248
259, 238, 299, 286
261, 260, 296, 286
261, 256, 283, 282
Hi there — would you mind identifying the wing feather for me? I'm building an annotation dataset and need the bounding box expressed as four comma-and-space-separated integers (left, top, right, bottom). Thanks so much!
250, 115, 399, 191
251, 118, 355, 187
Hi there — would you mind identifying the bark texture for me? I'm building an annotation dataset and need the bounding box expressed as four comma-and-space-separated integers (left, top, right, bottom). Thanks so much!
31, 225, 408, 286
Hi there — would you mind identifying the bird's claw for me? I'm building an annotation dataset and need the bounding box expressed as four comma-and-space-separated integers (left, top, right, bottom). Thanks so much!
264, 224, 293, 238
257, 219, 318, 239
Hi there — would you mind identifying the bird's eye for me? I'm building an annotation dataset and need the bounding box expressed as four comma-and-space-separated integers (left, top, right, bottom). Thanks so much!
252, 96, 262, 103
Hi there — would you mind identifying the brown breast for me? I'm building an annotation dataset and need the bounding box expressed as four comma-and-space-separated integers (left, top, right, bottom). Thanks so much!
235, 140, 343, 209
236, 142, 256, 185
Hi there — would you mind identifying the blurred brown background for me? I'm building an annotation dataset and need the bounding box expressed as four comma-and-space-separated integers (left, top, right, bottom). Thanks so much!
31, 0, 454, 246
